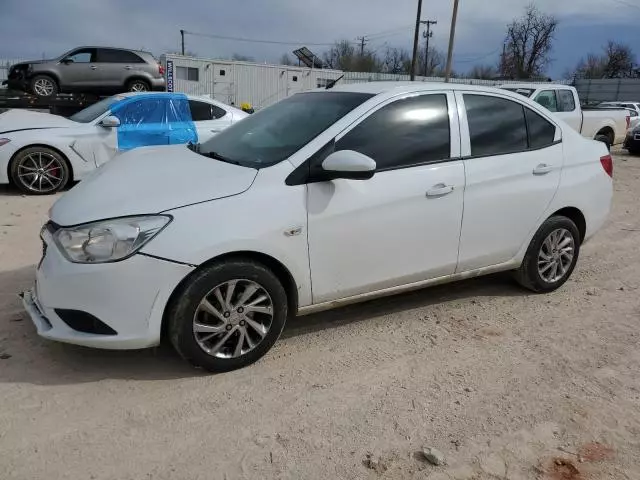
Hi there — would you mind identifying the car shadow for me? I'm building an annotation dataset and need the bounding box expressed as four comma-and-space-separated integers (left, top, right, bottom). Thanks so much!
0, 264, 531, 386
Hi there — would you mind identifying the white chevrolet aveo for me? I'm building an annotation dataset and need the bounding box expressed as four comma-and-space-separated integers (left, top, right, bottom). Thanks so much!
22, 82, 613, 372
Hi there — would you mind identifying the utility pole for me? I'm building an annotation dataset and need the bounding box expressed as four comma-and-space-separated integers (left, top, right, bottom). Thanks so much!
410, 0, 423, 80
357, 36, 367, 56
421, 20, 437, 77
444, 0, 460, 82
180, 29, 185, 56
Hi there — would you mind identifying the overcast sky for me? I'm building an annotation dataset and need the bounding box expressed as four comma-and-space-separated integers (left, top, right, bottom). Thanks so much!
0, 0, 638, 78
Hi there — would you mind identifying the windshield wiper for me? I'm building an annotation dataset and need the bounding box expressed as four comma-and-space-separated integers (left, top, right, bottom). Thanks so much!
205, 150, 242, 166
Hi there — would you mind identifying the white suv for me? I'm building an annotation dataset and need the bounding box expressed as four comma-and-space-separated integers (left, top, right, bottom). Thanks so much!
22, 82, 613, 372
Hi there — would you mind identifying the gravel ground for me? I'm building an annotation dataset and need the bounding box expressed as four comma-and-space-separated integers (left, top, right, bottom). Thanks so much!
1, 149, 639, 480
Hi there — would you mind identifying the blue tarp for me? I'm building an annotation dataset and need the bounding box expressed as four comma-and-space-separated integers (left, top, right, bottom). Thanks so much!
110, 93, 198, 151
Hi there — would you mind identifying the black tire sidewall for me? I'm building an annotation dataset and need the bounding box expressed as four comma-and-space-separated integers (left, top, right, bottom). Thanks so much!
168, 260, 288, 372
10, 147, 69, 195
521, 216, 581, 292
30, 75, 58, 97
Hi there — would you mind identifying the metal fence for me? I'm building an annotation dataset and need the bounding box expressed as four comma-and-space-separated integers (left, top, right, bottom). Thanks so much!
574, 78, 640, 104
0, 58, 26, 85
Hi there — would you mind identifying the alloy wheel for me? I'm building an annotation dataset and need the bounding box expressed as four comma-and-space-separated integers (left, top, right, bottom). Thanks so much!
193, 279, 274, 358
537, 228, 575, 283
16, 152, 65, 193
130, 82, 148, 92
33, 78, 55, 96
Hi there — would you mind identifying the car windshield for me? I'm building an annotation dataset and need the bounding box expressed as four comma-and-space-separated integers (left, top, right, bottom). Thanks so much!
502, 87, 535, 98
197, 91, 374, 168
70, 96, 125, 123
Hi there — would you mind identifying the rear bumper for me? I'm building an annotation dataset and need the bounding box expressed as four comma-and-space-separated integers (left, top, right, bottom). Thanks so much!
150, 77, 166, 91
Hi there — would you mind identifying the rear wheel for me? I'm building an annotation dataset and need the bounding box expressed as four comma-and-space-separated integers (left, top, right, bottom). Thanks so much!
514, 216, 580, 293
629, 148, 640, 156
168, 259, 288, 372
9, 147, 69, 195
30, 75, 58, 98
126, 79, 150, 92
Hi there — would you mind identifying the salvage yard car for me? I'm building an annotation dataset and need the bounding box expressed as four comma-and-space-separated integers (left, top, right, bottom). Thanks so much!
21, 82, 613, 372
2, 46, 165, 97
0, 92, 247, 194
501, 84, 630, 148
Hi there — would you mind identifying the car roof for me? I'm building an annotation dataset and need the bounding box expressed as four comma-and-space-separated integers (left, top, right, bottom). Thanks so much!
500, 83, 572, 90
112, 92, 242, 113
324, 81, 524, 97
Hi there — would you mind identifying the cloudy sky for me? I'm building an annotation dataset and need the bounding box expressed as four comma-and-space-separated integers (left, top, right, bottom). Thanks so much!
0, 0, 638, 78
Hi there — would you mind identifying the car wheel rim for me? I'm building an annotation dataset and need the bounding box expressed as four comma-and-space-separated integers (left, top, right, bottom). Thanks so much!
34, 79, 54, 96
130, 82, 147, 92
193, 279, 274, 359
17, 152, 64, 193
538, 228, 575, 283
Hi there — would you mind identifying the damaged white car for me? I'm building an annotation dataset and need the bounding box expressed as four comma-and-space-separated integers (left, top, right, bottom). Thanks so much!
0, 92, 247, 194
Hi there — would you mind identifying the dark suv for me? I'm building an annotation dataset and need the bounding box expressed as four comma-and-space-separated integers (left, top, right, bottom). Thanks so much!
3, 46, 166, 97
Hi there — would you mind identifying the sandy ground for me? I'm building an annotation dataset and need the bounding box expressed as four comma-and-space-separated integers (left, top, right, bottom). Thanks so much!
1, 150, 639, 480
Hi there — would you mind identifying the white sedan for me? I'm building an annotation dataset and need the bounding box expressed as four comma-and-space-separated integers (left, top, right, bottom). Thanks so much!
22, 82, 612, 372
0, 92, 247, 194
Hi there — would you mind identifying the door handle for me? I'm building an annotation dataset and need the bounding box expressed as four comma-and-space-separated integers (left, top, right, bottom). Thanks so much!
533, 163, 553, 175
426, 183, 455, 197
90, 65, 97, 70
210, 129, 222, 133
124, 66, 132, 70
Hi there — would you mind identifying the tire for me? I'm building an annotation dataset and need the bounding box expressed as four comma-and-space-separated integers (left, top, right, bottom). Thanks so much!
10, 146, 70, 195
29, 75, 58, 98
514, 216, 581, 293
126, 79, 150, 92
629, 148, 640, 156
167, 259, 288, 372
595, 134, 612, 151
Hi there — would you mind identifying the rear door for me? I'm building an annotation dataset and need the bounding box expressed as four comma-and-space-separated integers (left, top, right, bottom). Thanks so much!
96, 49, 145, 89
188, 99, 232, 142
456, 92, 563, 271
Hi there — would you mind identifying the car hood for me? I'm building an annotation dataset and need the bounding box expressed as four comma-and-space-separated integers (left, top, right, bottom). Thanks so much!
49, 145, 258, 226
0, 109, 77, 134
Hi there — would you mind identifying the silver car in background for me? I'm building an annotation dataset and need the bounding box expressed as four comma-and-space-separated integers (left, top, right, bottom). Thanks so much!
3, 46, 166, 97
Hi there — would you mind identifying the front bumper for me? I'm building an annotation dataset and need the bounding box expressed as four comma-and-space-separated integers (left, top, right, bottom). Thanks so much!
623, 132, 640, 150
21, 229, 194, 350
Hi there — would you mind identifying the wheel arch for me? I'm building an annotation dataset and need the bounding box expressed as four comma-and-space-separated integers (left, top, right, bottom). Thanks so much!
8, 143, 74, 185
161, 250, 299, 342
124, 76, 152, 89
595, 126, 615, 144
550, 206, 586, 243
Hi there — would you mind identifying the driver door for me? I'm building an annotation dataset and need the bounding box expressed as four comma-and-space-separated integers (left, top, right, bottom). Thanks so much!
305, 92, 465, 303
59, 48, 100, 88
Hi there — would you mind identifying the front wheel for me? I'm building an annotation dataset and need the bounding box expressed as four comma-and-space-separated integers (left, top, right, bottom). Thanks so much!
9, 147, 70, 194
30, 75, 58, 98
167, 259, 288, 372
514, 216, 581, 293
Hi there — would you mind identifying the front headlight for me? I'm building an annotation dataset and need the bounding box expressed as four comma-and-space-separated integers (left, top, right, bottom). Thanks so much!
53, 215, 171, 263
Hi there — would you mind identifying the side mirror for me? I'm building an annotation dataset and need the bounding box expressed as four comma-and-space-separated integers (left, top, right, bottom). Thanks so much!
61, 58, 74, 65
321, 150, 376, 180
99, 115, 121, 128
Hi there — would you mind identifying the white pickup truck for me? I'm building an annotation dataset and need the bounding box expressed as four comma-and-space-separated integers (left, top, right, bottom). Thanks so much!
501, 84, 630, 148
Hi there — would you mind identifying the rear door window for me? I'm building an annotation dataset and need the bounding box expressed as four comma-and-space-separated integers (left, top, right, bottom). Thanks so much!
556, 90, 576, 112
464, 94, 528, 157
97, 49, 145, 63
525, 107, 556, 149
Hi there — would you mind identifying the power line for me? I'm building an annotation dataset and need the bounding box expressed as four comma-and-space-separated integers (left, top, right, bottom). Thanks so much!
365, 25, 414, 39
609, 0, 640, 9
454, 47, 501, 64
183, 30, 339, 47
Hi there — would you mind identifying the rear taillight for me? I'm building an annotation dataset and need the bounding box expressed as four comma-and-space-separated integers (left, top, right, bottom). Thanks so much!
626, 116, 630, 129
158, 63, 165, 76
600, 154, 613, 178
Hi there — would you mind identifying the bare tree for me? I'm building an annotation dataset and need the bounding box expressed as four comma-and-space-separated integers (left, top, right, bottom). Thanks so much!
499, 4, 558, 79
382, 47, 410, 74
570, 41, 638, 79
418, 47, 445, 77
279, 53, 296, 66
322, 40, 380, 72
231, 53, 255, 62
468, 64, 498, 80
